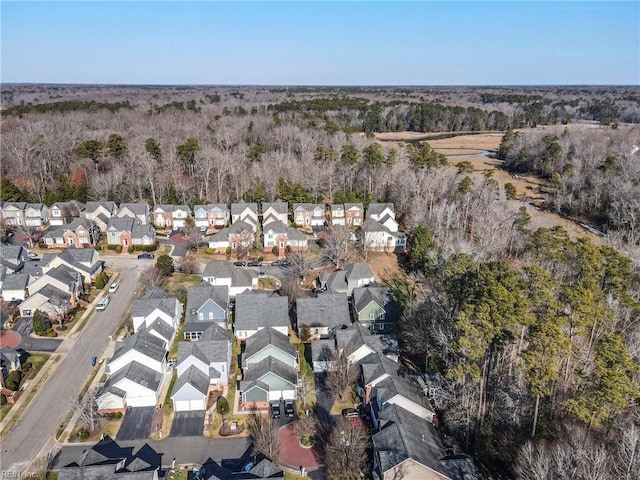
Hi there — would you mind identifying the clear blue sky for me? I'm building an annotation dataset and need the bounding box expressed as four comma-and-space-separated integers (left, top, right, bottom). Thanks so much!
2, 1, 638, 85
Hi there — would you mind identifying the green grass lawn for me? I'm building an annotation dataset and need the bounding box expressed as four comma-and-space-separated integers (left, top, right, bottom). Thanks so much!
26, 352, 50, 377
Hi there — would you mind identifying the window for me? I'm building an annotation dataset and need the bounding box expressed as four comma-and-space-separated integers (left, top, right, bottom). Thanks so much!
23, 309, 32, 316
198, 312, 204, 320
209, 312, 214, 320
379, 313, 385, 320
279, 241, 285, 248
369, 312, 375, 320
221, 364, 225, 372
232, 242, 237, 249
377, 324, 384, 331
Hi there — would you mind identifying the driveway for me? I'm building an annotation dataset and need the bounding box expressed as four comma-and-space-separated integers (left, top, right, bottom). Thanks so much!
13, 317, 63, 352
313, 373, 337, 426
171, 411, 206, 437
117, 407, 155, 440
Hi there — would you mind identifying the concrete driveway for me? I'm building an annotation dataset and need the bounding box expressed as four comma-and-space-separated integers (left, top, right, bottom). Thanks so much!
171, 411, 206, 437
117, 407, 155, 440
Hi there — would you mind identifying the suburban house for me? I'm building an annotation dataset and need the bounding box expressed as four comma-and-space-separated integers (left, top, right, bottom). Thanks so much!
366, 203, 399, 229
106, 217, 156, 248
18, 285, 71, 319
0, 202, 28, 226
42, 218, 100, 248
27, 264, 82, 304
230, 201, 258, 232
261, 200, 289, 227
57, 436, 161, 480
99, 329, 168, 410
0, 245, 27, 273
202, 261, 258, 297
172, 325, 232, 411
336, 321, 399, 366
373, 403, 477, 480
292, 203, 326, 228
319, 262, 376, 296
1, 273, 31, 301
311, 339, 337, 373
233, 292, 289, 341
152, 204, 191, 229
262, 221, 308, 256
24, 203, 49, 227
131, 293, 182, 344
330, 204, 346, 225
1, 347, 22, 389
116, 201, 150, 225
239, 356, 297, 410
345, 203, 364, 227
353, 286, 396, 333
208, 220, 256, 253
295, 292, 350, 340
184, 282, 229, 340
41, 247, 103, 285
49, 201, 86, 226
201, 457, 284, 479
243, 327, 298, 372
361, 219, 407, 252
83, 201, 118, 231
194, 204, 229, 229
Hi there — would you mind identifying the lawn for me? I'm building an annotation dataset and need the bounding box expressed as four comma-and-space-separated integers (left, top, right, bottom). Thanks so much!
25, 352, 50, 378
166, 469, 188, 480
164, 272, 203, 298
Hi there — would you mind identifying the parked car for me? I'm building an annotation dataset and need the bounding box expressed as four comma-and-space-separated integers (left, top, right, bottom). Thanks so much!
108, 282, 119, 293
271, 259, 288, 267
27, 251, 38, 259
137, 253, 155, 260
91, 356, 97, 366
247, 260, 262, 267
284, 400, 295, 417
200, 226, 207, 232
271, 401, 281, 419
95, 296, 110, 311
233, 261, 246, 267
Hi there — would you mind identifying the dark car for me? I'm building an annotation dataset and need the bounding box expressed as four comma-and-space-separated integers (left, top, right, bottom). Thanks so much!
284, 400, 295, 418
91, 356, 97, 366
248, 260, 262, 267
137, 253, 155, 260
233, 261, 246, 267
271, 259, 288, 267
271, 401, 281, 419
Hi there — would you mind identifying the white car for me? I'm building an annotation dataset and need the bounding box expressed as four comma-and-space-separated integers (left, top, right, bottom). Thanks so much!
108, 282, 119, 293
95, 296, 110, 311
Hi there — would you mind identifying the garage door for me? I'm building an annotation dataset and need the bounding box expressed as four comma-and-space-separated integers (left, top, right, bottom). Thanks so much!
189, 399, 205, 411
174, 400, 191, 412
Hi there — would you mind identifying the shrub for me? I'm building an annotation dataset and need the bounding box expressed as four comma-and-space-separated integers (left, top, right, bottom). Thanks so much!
156, 254, 175, 276
115, 245, 122, 253
226, 246, 232, 255
77, 428, 90, 439
128, 245, 135, 253
258, 255, 264, 262
285, 245, 292, 254
272, 246, 279, 256
299, 325, 312, 342
107, 244, 119, 251
216, 396, 230, 417
204, 248, 214, 255
22, 362, 32, 371
115, 411, 123, 419
32, 310, 52, 336
505, 182, 518, 200
0, 394, 6, 406
5, 371, 22, 391
94, 245, 102, 251
47, 330, 58, 338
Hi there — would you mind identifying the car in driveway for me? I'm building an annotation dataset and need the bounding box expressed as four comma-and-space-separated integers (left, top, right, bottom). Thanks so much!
95, 296, 110, 311
108, 282, 119, 293
271, 401, 281, 419
137, 253, 155, 260
247, 260, 262, 267
271, 259, 288, 267
284, 400, 295, 417
233, 261, 246, 267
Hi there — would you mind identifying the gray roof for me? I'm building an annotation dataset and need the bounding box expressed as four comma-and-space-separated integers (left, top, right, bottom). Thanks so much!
244, 327, 296, 363
186, 282, 228, 323
45, 264, 79, 286
173, 365, 210, 396
373, 404, 448, 477
231, 201, 258, 215
118, 201, 149, 216
366, 202, 394, 218
1, 273, 30, 291
85, 201, 117, 214
201, 324, 232, 341
177, 336, 230, 365
344, 262, 375, 282
107, 217, 136, 232
0, 245, 24, 263
364, 355, 430, 409
353, 286, 393, 314
228, 220, 255, 235
234, 292, 289, 331
336, 322, 399, 360
240, 356, 297, 390
1, 346, 20, 364
37, 284, 70, 307
330, 204, 344, 212
58, 247, 101, 273
106, 360, 163, 393
111, 330, 167, 364
262, 200, 288, 215
146, 318, 175, 343
131, 297, 178, 319
311, 339, 336, 362
43, 218, 96, 238
142, 287, 169, 299
318, 270, 347, 294
131, 223, 155, 239
345, 203, 364, 211
202, 458, 283, 479
196, 203, 228, 213
296, 293, 350, 329
203, 261, 257, 289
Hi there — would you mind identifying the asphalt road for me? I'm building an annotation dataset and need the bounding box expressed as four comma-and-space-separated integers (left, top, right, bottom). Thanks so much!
1, 257, 141, 474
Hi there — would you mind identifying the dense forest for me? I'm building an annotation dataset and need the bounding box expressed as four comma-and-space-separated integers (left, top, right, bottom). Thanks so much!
1, 84, 639, 478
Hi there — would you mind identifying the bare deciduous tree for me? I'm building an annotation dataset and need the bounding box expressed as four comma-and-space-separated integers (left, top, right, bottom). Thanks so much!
322, 225, 353, 268
324, 417, 370, 480
69, 387, 103, 432
325, 349, 357, 400
138, 266, 167, 292
247, 411, 281, 462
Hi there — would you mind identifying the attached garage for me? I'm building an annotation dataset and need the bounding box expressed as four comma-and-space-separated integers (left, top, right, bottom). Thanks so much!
171, 366, 209, 412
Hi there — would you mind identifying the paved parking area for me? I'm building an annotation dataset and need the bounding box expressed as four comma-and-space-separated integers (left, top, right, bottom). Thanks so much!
171, 411, 206, 437
117, 407, 155, 440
